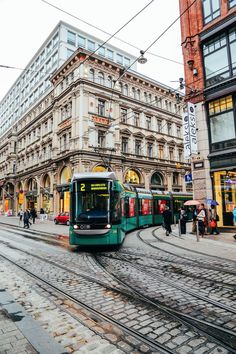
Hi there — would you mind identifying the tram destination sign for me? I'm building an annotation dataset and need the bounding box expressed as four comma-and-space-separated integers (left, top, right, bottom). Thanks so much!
78, 181, 108, 192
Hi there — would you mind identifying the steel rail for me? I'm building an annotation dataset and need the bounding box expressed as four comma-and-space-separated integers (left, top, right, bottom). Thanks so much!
93, 253, 236, 352
0, 251, 174, 354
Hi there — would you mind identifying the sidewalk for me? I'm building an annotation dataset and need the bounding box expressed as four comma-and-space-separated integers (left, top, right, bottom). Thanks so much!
151, 222, 236, 261
0, 289, 66, 354
0, 215, 69, 240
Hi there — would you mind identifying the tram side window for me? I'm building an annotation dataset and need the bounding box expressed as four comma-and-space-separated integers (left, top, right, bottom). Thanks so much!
153, 200, 160, 214
141, 199, 152, 215
129, 198, 135, 217
111, 192, 121, 223
157, 199, 167, 214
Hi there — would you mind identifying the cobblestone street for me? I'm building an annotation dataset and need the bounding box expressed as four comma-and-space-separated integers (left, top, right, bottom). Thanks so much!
0, 217, 235, 353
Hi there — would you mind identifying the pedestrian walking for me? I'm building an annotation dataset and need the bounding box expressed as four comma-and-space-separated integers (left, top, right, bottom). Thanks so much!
23, 209, 31, 229
40, 208, 45, 222
18, 209, 24, 225
162, 205, 172, 236
30, 207, 37, 224
210, 205, 220, 234
179, 207, 187, 234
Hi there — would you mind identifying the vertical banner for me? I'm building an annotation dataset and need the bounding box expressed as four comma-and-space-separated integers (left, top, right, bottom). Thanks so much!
182, 102, 198, 159
188, 102, 198, 154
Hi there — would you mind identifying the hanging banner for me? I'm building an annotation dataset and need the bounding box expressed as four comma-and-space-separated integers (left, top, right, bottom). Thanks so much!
182, 102, 198, 159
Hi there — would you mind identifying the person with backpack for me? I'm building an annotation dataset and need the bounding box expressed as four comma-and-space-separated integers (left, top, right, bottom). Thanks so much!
162, 205, 172, 236
30, 207, 37, 224
23, 209, 31, 229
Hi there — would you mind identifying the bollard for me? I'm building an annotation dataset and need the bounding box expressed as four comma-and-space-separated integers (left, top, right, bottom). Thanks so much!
174, 215, 176, 227
178, 219, 181, 237
196, 220, 200, 242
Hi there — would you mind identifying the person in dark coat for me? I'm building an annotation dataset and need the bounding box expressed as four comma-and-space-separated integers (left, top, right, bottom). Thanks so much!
30, 207, 37, 224
179, 207, 187, 234
162, 206, 172, 236
23, 209, 31, 229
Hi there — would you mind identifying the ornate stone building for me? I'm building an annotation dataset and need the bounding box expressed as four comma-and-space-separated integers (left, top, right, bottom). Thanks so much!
0, 48, 191, 216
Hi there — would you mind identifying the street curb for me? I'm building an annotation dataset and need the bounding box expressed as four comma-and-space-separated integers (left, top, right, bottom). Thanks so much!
0, 289, 67, 354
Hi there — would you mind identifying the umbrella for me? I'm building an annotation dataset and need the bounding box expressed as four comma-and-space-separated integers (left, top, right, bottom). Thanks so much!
184, 200, 201, 206
205, 199, 219, 206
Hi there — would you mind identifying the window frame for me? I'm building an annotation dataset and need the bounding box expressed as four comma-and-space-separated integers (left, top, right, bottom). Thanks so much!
207, 94, 236, 151
202, 0, 220, 25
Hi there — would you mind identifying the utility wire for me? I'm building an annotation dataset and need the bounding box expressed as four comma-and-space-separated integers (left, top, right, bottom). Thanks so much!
41, 0, 155, 70
40, 0, 183, 66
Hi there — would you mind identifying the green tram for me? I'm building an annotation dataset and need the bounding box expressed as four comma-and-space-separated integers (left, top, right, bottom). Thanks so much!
69, 172, 192, 247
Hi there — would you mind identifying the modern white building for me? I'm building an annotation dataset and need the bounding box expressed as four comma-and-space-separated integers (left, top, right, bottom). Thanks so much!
0, 21, 137, 137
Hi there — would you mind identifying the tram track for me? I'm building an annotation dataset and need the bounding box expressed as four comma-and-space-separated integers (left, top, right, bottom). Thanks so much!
0, 239, 235, 353
113, 249, 236, 290
93, 253, 236, 351
96, 251, 236, 312
0, 250, 174, 354
137, 226, 236, 275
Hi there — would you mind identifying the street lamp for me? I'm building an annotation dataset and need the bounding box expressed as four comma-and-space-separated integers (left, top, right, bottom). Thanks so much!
138, 50, 147, 64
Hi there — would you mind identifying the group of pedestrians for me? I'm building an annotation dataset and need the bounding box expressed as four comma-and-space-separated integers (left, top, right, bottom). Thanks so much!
18, 207, 45, 228
161, 202, 220, 237
192, 204, 220, 237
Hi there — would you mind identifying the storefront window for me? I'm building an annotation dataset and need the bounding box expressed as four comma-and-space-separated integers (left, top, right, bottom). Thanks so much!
59, 167, 71, 213
213, 171, 236, 226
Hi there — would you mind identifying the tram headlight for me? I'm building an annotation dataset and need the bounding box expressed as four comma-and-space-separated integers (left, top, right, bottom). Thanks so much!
105, 224, 111, 229
73, 225, 79, 229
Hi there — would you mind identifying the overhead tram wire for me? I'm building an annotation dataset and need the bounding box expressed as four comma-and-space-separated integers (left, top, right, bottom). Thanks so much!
40, 0, 155, 70
40, 0, 182, 66
105, 0, 198, 127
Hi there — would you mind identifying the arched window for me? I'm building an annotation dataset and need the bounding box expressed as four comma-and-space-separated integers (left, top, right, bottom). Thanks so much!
98, 71, 104, 85
144, 92, 148, 102
123, 84, 128, 96
89, 68, 95, 81
125, 169, 140, 184
27, 178, 37, 191
107, 76, 112, 88
132, 87, 136, 99
60, 166, 72, 184
92, 165, 107, 172
43, 174, 50, 188
136, 89, 141, 100
151, 172, 163, 186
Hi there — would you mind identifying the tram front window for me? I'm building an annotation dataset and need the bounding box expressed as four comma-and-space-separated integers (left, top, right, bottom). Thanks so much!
73, 181, 110, 223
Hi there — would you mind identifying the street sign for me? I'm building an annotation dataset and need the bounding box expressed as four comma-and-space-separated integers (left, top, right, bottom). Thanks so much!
182, 102, 198, 159
184, 173, 192, 183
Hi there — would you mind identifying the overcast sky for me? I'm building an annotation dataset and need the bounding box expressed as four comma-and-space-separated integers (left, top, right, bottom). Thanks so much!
0, 0, 184, 101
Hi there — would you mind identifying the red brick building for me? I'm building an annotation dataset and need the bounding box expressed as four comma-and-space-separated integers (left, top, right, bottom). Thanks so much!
179, 0, 236, 228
